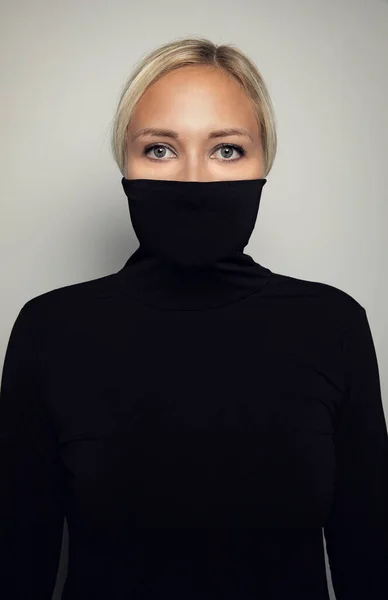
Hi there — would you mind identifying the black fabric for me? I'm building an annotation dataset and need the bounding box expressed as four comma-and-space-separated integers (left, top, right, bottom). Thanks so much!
118, 177, 271, 310
122, 177, 267, 268
0, 178, 387, 599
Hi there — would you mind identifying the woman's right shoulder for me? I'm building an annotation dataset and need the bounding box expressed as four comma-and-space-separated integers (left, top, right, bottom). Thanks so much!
18, 270, 119, 323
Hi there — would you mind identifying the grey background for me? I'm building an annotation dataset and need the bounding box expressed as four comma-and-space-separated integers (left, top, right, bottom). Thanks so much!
0, 0, 387, 598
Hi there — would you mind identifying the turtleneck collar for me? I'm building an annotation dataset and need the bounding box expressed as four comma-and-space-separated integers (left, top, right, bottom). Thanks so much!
114, 245, 272, 311
113, 176, 273, 311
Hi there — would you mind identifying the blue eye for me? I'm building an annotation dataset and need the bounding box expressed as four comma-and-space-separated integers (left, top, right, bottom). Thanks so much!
213, 144, 246, 161
143, 143, 246, 162
144, 144, 175, 161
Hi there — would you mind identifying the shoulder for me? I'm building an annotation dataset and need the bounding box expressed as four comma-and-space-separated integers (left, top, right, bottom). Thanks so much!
264, 270, 366, 330
15, 271, 118, 328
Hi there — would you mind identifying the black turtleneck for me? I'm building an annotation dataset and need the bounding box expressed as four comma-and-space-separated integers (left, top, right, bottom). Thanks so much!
115, 176, 272, 311
0, 179, 387, 599
114, 245, 272, 311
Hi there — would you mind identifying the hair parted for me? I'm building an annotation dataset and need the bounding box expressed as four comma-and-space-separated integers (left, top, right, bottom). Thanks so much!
110, 36, 277, 177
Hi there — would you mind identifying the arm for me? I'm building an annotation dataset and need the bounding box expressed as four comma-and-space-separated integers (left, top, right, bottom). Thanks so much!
324, 305, 388, 599
0, 300, 65, 599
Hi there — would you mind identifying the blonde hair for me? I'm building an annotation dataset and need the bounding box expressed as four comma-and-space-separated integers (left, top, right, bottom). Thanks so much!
110, 36, 277, 177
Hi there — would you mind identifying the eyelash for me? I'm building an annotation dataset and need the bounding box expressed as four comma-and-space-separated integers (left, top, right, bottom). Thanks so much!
143, 143, 246, 163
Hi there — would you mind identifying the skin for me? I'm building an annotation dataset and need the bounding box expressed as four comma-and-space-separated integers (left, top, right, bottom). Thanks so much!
125, 64, 265, 182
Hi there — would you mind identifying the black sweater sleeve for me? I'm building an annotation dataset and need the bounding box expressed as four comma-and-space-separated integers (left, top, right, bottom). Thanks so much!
323, 305, 388, 599
0, 300, 65, 599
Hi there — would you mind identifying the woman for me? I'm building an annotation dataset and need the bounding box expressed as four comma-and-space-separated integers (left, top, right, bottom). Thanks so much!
0, 36, 387, 600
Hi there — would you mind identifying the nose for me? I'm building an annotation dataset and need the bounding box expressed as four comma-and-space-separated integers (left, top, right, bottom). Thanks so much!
179, 166, 216, 182
176, 154, 217, 182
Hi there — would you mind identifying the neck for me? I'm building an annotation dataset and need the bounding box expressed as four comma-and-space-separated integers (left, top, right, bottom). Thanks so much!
113, 244, 272, 311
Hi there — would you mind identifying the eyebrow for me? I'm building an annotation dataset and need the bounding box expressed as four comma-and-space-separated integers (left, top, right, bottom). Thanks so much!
130, 127, 255, 143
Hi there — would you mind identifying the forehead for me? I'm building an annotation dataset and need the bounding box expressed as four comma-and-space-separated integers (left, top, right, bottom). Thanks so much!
129, 66, 259, 135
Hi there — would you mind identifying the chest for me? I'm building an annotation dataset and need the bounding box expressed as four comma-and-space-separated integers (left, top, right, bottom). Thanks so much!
44, 310, 344, 531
